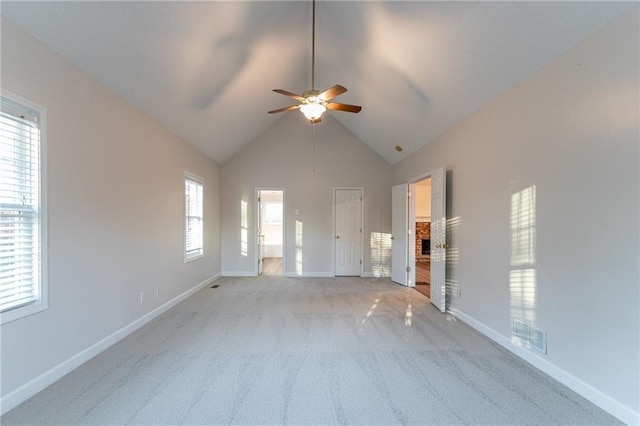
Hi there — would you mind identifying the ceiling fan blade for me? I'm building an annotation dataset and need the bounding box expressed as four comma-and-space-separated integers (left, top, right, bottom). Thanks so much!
326, 102, 362, 113
318, 85, 347, 101
273, 89, 305, 102
268, 105, 300, 114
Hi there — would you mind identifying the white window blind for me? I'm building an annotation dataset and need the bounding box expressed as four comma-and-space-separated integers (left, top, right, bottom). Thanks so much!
0, 94, 44, 318
184, 174, 203, 261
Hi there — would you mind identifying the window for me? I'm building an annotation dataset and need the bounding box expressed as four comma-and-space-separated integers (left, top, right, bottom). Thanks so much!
0, 91, 47, 324
184, 173, 203, 262
264, 203, 283, 225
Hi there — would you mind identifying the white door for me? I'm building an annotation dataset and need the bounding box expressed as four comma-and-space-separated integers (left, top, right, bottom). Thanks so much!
391, 184, 408, 286
257, 193, 264, 275
430, 167, 447, 312
408, 182, 417, 288
334, 189, 362, 276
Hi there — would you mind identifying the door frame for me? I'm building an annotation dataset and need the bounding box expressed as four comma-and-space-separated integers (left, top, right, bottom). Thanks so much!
405, 167, 447, 313
255, 187, 286, 276
408, 172, 431, 289
391, 183, 409, 286
333, 187, 364, 277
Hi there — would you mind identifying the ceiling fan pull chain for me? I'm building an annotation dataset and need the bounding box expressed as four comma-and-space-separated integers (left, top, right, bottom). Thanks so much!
312, 124, 316, 172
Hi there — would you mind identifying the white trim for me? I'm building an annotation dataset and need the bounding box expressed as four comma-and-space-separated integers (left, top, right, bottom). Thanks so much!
283, 271, 334, 278
222, 271, 257, 277
361, 271, 390, 278
184, 172, 204, 263
0, 90, 48, 324
303, 272, 334, 278
0, 273, 220, 416
449, 307, 639, 425
255, 188, 286, 277
333, 187, 364, 277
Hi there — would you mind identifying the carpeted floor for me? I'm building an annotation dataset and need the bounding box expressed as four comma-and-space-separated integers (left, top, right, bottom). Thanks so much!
2, 276, 620, 425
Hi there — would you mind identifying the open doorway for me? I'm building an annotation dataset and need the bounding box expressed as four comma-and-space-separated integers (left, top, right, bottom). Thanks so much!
413, 178, 431, 299
392, 167, 446, 312
257, 189, 284, 276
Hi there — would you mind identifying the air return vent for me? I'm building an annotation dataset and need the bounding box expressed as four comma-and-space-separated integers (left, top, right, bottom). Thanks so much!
513, 318, 547, 354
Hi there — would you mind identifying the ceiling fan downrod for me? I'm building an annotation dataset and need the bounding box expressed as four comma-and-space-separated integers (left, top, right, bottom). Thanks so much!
267, 0, 362, 123
311, 0, 316, 91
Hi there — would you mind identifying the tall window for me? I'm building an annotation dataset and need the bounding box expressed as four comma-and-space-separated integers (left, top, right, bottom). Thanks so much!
0, 91, 47, 324
264, 203, 283, 225
184, 173, 204, 262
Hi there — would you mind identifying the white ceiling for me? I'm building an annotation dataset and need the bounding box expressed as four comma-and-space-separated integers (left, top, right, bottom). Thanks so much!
1, 1, 633, 165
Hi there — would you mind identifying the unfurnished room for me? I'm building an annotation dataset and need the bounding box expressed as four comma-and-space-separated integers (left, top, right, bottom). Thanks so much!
0, 1, 638, 425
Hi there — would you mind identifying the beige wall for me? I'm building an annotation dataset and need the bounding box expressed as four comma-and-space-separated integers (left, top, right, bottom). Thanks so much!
221, 113, 392, 277
0, 18, 221, 408
394, 8, 639, 421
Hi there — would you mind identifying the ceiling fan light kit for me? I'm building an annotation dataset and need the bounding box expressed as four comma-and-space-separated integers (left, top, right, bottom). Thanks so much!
268, 0, 361, 124
300, 101, 326, 121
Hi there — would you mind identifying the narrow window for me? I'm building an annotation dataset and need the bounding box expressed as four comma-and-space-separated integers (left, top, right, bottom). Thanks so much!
184, 173, 204, 262
0, 91, 47, 324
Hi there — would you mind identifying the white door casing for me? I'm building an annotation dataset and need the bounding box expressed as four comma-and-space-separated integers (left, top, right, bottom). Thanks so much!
257, 192, 263, 275
408, 182, 417, 288
334, 188, 362, 276
430, 167, 446, 312
391, 184, 408, 286
255, 188, 284, 276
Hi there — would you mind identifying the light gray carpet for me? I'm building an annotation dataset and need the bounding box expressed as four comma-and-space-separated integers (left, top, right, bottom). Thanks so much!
2, 277, 620, 425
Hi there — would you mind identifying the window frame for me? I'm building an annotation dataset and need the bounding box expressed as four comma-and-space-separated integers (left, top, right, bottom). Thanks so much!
184, 172, 204, 263
0, 89, 48, 325
264, 202, 283, 225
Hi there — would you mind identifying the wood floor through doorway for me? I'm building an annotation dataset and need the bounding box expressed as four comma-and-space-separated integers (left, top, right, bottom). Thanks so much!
415, 260, 430, 298
262, 257, 282, 276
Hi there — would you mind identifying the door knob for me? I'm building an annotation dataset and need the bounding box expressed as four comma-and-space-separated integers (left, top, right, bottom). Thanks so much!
336, 236, 340, 239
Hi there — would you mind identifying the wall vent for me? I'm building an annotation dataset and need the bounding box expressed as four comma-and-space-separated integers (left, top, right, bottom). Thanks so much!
512, 318, 547, 354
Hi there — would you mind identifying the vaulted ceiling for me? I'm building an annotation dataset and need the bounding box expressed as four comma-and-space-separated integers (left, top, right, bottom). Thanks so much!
1, 1, 633, 164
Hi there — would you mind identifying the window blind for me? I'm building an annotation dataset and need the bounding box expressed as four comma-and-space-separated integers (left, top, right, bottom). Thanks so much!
184, 174, 203, 260
0, 96, 42, 314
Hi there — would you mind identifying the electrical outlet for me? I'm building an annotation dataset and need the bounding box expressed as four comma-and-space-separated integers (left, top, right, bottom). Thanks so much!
453, 287, 461, 298
140, 291, 145, 304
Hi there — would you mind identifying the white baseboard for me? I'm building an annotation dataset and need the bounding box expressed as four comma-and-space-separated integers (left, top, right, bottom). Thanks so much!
282, 272, 334, 278
303, 272, 334, 277
361, 271, 391, 278
449, 307, 639, 425
0, 273, 221, 416
221, 271, 257, 277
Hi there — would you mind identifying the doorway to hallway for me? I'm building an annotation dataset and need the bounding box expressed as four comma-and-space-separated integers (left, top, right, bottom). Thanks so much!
257, 189, 284, 276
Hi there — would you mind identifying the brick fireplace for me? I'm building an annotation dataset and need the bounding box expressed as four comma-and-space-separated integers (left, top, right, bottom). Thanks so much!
416, 222, 431, 261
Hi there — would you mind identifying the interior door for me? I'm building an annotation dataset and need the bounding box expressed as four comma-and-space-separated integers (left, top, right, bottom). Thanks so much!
257, 192, 264, 275
334, 189, 362, 276
391, 184, 408, 286
430, 167, 447, 312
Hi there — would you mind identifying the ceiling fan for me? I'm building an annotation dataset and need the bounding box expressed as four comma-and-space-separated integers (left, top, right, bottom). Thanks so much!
268, 0, 362, 124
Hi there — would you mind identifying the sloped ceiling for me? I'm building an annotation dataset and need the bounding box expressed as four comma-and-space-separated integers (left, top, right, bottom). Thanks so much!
1, 1, 633, 165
